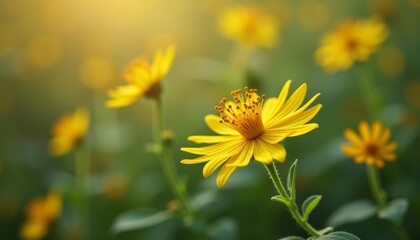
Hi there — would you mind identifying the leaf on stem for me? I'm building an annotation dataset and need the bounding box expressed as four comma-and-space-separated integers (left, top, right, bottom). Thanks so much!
378, 198, 409, 226
287, 159, 298, 200
271, 195, 290, 206
316, 231, 360, 240
301, 195, 322, 221
326, 200, 376, 227
111, 208, 173, 235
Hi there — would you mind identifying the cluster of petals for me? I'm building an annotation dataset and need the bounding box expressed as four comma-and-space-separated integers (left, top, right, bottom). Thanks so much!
181, 80, 322, 188
219, 4, 279, 49
315, 17, 388, 72
20, 191, 62, 240
48, 107, 90, 156
342, 121, 397, 168
106, 45, 175, 108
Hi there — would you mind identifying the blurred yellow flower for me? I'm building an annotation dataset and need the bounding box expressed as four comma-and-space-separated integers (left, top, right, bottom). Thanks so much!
106, 45, 175, 108
342, 121, 397, 168
20, 191, 62, 240
181, 80, 322, 188
219, 5, 279, 49
48, 108, 90, 157
315, 18, 388, 72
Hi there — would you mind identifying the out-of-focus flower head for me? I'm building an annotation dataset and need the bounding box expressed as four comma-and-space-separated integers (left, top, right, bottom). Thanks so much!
20, 191, 62, 240
106, 45, 175, 108
315, 17, 388, 72
218, 4, 279, 49
48, 107, 90, 157
342, 121, 397, 168
181, 80, 322, 188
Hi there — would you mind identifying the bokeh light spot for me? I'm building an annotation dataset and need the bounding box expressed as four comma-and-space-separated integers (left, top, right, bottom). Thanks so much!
25, 34, 62, 69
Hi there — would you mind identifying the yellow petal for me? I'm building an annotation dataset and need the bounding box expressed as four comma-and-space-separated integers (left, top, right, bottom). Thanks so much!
372, 122, 382, 141
359, 121, 371, 141
159, 45, 176, 78
205, 114, 238, 135
260, 129, 293, 144
48, 137, 74, 156
264, 80, 291, 122
344, 129, 363, 146
276, 83, 307, 118
380, 128, 391, 145
20, 220, 48, 240
187, 135, 240, 144
73, 107, 90, 137
180, 155, 214, 164
253, 139, 273, 164
226, 141, 254, 167
267, 104, 322, 129
181, 138, 243, 155
262, 97, 277, 123
266, 143, 286, 163
342, 144, 360, 156
216, 163, 237, 188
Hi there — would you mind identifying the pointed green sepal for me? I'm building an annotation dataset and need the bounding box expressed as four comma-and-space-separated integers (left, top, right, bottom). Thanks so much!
287, 159, 298, 200
302, 195, 322, 221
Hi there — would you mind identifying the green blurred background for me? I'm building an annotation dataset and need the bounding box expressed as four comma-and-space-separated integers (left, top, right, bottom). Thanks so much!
0, 0, 419, 239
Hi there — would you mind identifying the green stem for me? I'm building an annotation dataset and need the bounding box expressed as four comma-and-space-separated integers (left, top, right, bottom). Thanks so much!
153, 97, 195, 217
366, 164, 387, 208
353, 63, 380, 120
75, 141, 90, 239
264, 162, 321, 238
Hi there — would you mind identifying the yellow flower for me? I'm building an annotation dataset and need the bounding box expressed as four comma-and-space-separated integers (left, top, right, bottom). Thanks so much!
20, 191, 62, 240
315, 18, 388, 72
342, 121, 397, 168
181, 80, 322, 188
48, 107, 90, 157
219, 5, 279, 49
106, 45, 175, 108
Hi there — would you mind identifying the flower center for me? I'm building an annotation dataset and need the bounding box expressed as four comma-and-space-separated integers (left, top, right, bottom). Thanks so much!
365, 142, 379, 156
215, 87, 265, 140
345, 37, 358, 51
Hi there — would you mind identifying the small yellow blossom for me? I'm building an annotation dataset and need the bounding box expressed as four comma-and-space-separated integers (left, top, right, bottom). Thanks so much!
342, 121, 397, 168
181, 80, 322, 188
20, 191, 62, 240
106, 45, 175, 108
48, 107, 90, 156
315, 18, 388, 72
219, 5, 279, 49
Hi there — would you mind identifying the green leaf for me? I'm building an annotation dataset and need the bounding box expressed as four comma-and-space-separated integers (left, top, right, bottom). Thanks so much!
111, 208, 173, 234
319, 226, 334, 235
278, 236, 306, 240
378, 198, 409, 226
326, 200, 376, 227
301, 195, 322, 221
287, 159, 298, 199
317, 231, 360, 240
271, 195, 290, 206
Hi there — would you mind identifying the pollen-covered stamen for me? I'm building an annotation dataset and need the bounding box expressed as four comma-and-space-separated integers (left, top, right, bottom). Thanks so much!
216, 87, 266, 140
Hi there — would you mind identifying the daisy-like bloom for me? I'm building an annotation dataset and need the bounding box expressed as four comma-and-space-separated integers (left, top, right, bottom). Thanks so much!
219, 5, 279, 49
20, 191, 62, 240
48, 107, 90, 157
106, 45, 175, 108
181, 80, 322, 188
314, 17, 388, 72
342, 121, 397, 168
